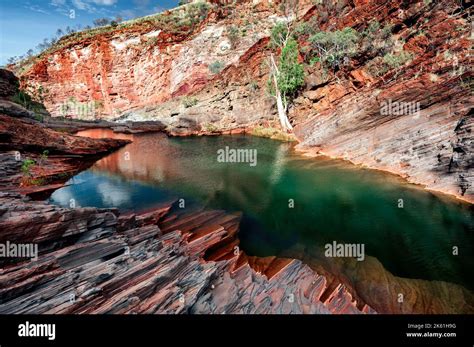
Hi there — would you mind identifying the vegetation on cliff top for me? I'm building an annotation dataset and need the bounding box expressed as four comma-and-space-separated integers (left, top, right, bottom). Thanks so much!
262, 0, 424, 132
9, 2, 212, 75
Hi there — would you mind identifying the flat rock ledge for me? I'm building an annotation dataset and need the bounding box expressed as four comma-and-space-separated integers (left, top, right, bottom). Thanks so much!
0, 193, 373, 314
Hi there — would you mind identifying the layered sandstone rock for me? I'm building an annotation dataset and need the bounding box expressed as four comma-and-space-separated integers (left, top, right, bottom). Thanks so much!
0, 193, 370, 314
0, 114, 130, 198
284, 245, 474, 314
19, 1, 299, 122
0, 69, 18, 97
0, 68, 130, 197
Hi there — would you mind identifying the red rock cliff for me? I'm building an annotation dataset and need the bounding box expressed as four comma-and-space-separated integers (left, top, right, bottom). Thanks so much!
18, 0, 473, 202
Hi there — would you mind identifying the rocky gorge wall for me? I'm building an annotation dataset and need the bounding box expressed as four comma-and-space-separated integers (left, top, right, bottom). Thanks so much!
19, 0, 297, 131
291, 0, 473, 203
17, 0, 473, 202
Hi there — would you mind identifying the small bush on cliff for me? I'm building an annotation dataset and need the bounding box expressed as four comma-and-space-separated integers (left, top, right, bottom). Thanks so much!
270, 22, 290, 49
93, 18, 110, 27
21, 159, 35, 184
309, 27, 359, 69
209, 60, 224, 74
20, 158, 46, 186
364, 20, 380, 36
11, 90, 33, 110
383, 51, 413, 69
146, 37, 159, 46
366, 50, 414, 77
294, 21, 315, 37
249, 80, 259, 91
295, 19, 393, 67
358, 20, 394, 58
38, 150, 49, 166
183, 2, 210, 28
151, 2, 210, 34
183, 97, 198, 108
227, 25, 240, 48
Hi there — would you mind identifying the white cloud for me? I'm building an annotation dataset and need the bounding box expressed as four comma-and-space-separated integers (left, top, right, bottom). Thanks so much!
69, 0, 118, 14
90, 0, 117, 5
72, 0, 89, 10
50, 0, 66, 6
25, 5, 50, 15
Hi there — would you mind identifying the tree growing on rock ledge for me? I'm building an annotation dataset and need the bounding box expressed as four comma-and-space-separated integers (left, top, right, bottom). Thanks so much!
267, 0, 304, 132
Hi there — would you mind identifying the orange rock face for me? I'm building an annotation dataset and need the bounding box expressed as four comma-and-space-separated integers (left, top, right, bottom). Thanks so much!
19, 1, 295, 120
24, 31, 185, 117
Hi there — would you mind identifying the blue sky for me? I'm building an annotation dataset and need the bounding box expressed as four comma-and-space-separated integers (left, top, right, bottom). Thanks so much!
0, 0, 180, 65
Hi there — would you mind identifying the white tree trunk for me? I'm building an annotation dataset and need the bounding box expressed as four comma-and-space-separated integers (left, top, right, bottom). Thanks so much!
270, 54, 293, 132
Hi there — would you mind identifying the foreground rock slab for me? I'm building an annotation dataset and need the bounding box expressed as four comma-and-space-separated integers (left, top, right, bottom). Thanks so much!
0, 193, 371, 314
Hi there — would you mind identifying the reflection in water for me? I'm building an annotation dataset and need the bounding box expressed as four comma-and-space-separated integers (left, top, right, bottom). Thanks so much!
50, 129, 474, 312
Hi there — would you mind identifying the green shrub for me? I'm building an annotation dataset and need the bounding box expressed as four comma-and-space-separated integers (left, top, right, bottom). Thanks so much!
277, 38, 305, 98
227, 25, 240, 48
309, 27, 359, 69
297, 16, 320, 38
21, 159, 35, 177
309, 56, 320, 66
381, 24, 393, 39
30, 178, 46, 186
146, 37, 159, 46
270, 22, 289, 48
365, 20, 380, 36
209, 60, 224, 74
204, 123, 218, 132
361, 20, 393, 53
185, 2, 210, 27
367, 50, 414, 77
34, 114, 44, 122
182, 97, 198, 108
249, 80, 259, 91
11, 90, 33, 109
383, 51, 413, 69
38, 150, 49, 166
294, 22, 315, 37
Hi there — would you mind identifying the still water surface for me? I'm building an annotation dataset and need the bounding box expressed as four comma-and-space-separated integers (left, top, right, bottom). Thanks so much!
50, 129, 473, 292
